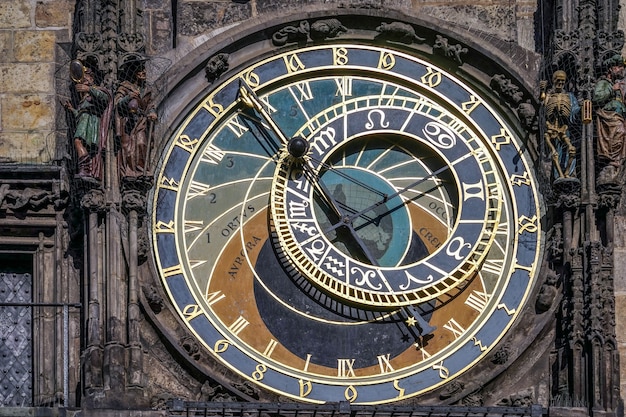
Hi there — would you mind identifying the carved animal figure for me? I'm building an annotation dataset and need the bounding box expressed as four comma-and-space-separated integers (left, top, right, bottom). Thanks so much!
375, 22, 425, 43
310, 19, 347, 40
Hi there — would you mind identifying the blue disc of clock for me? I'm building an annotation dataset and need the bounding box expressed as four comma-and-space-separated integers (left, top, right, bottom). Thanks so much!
313, 167, 411, 267
253, 237, 431, 369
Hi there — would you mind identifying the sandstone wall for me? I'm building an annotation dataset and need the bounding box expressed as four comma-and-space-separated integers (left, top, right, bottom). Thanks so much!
0, 0, 73, 164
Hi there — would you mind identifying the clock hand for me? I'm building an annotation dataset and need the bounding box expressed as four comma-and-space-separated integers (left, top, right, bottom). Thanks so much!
238, 80, 382, 265
237, 80, 289, 149
238, 81, 314, 161
323, 154, 469, 235
402, 305, 436, 336
301, 162, 381, 266
238, 112, 284, 158
308, 156, 387, 199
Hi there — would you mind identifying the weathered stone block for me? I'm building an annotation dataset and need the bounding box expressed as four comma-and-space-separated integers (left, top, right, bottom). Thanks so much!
35, 0, 73, 28
14, 31, 56, 62
148, 10, 172, 55
144, 0, 167, 10
614, 249, 626, 292
0, 63, 55, 93
616, 294, 626, 339
0, 1, 31, 29
256, 0, 319, 12
1, 94, 55, 131
417, 4, 516, 42
0, 32, 12, 63
0, 132, 50, 164
179, 2, 251, 36
548, 407, 589, 417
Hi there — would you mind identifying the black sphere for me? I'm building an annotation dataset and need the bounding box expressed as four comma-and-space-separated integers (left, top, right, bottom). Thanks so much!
287, 136, 309, 158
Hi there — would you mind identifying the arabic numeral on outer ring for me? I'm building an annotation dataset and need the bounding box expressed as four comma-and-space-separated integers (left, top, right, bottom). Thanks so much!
252, 364, 267, 381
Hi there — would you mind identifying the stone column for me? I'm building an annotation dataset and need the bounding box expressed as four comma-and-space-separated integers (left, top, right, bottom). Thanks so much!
81, 189, 106, 393
123, 189, 146, 392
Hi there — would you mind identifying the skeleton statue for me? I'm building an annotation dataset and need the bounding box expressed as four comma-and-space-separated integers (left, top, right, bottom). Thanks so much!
540, 70, 580, 179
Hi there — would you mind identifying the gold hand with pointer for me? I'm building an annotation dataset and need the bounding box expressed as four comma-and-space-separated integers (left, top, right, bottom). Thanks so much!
237, 81, 289, 158
237, 79, 390, 197
237, 81, 399, 267
300, 163, 381, 266
238, 82, 288, 145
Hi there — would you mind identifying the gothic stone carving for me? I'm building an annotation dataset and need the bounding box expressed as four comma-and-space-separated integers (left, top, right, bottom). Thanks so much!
433, 34, 468, 65
0, 184, 67, 212
143, 285, 165, 314
205, 53, 230, 83
271, 19, 347, 46
375, 22, 425, 44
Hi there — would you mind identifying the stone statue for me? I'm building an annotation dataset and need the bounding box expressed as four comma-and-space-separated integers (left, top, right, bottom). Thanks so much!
205, 53, 229, 83
433, 34, 468, 65
115, 59, 157, 179
375, 22, 425, 44
592, 54, 626, 183
540, 70, 580, 179
309, 18, 347, 40
63, 64, 113, 181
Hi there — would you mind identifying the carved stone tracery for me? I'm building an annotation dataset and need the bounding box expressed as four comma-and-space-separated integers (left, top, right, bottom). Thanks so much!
541, 1, 623, 414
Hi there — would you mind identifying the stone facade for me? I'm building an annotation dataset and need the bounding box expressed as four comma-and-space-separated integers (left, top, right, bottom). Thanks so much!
1, 0, 626, 416
0, 0, 72, 164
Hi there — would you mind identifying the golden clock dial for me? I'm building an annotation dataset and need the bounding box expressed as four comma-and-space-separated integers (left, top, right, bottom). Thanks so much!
270, 90, 502, 307
151, 44, 541, 404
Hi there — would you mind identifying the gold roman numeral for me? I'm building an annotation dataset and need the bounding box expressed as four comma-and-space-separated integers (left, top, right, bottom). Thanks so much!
334, 76, 353, 97
443, 318, 465, 339
225, 116, 249, 138
337, 358, 356, 377
186, 180, 211, 200
228, 316, 249, 335
200, 144, 225, 165
377, 354, 395, 373
263, 339, 279, 357
465, 290, 489, 312
292, 81, 313, 101
205, 290, 225, 305
184, 220, 204, 234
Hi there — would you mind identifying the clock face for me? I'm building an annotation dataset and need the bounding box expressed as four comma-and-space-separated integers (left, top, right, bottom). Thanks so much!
151, 44, 542, 404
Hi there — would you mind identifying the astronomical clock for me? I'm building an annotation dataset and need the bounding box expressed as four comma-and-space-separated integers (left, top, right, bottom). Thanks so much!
149, 22, 542, 405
